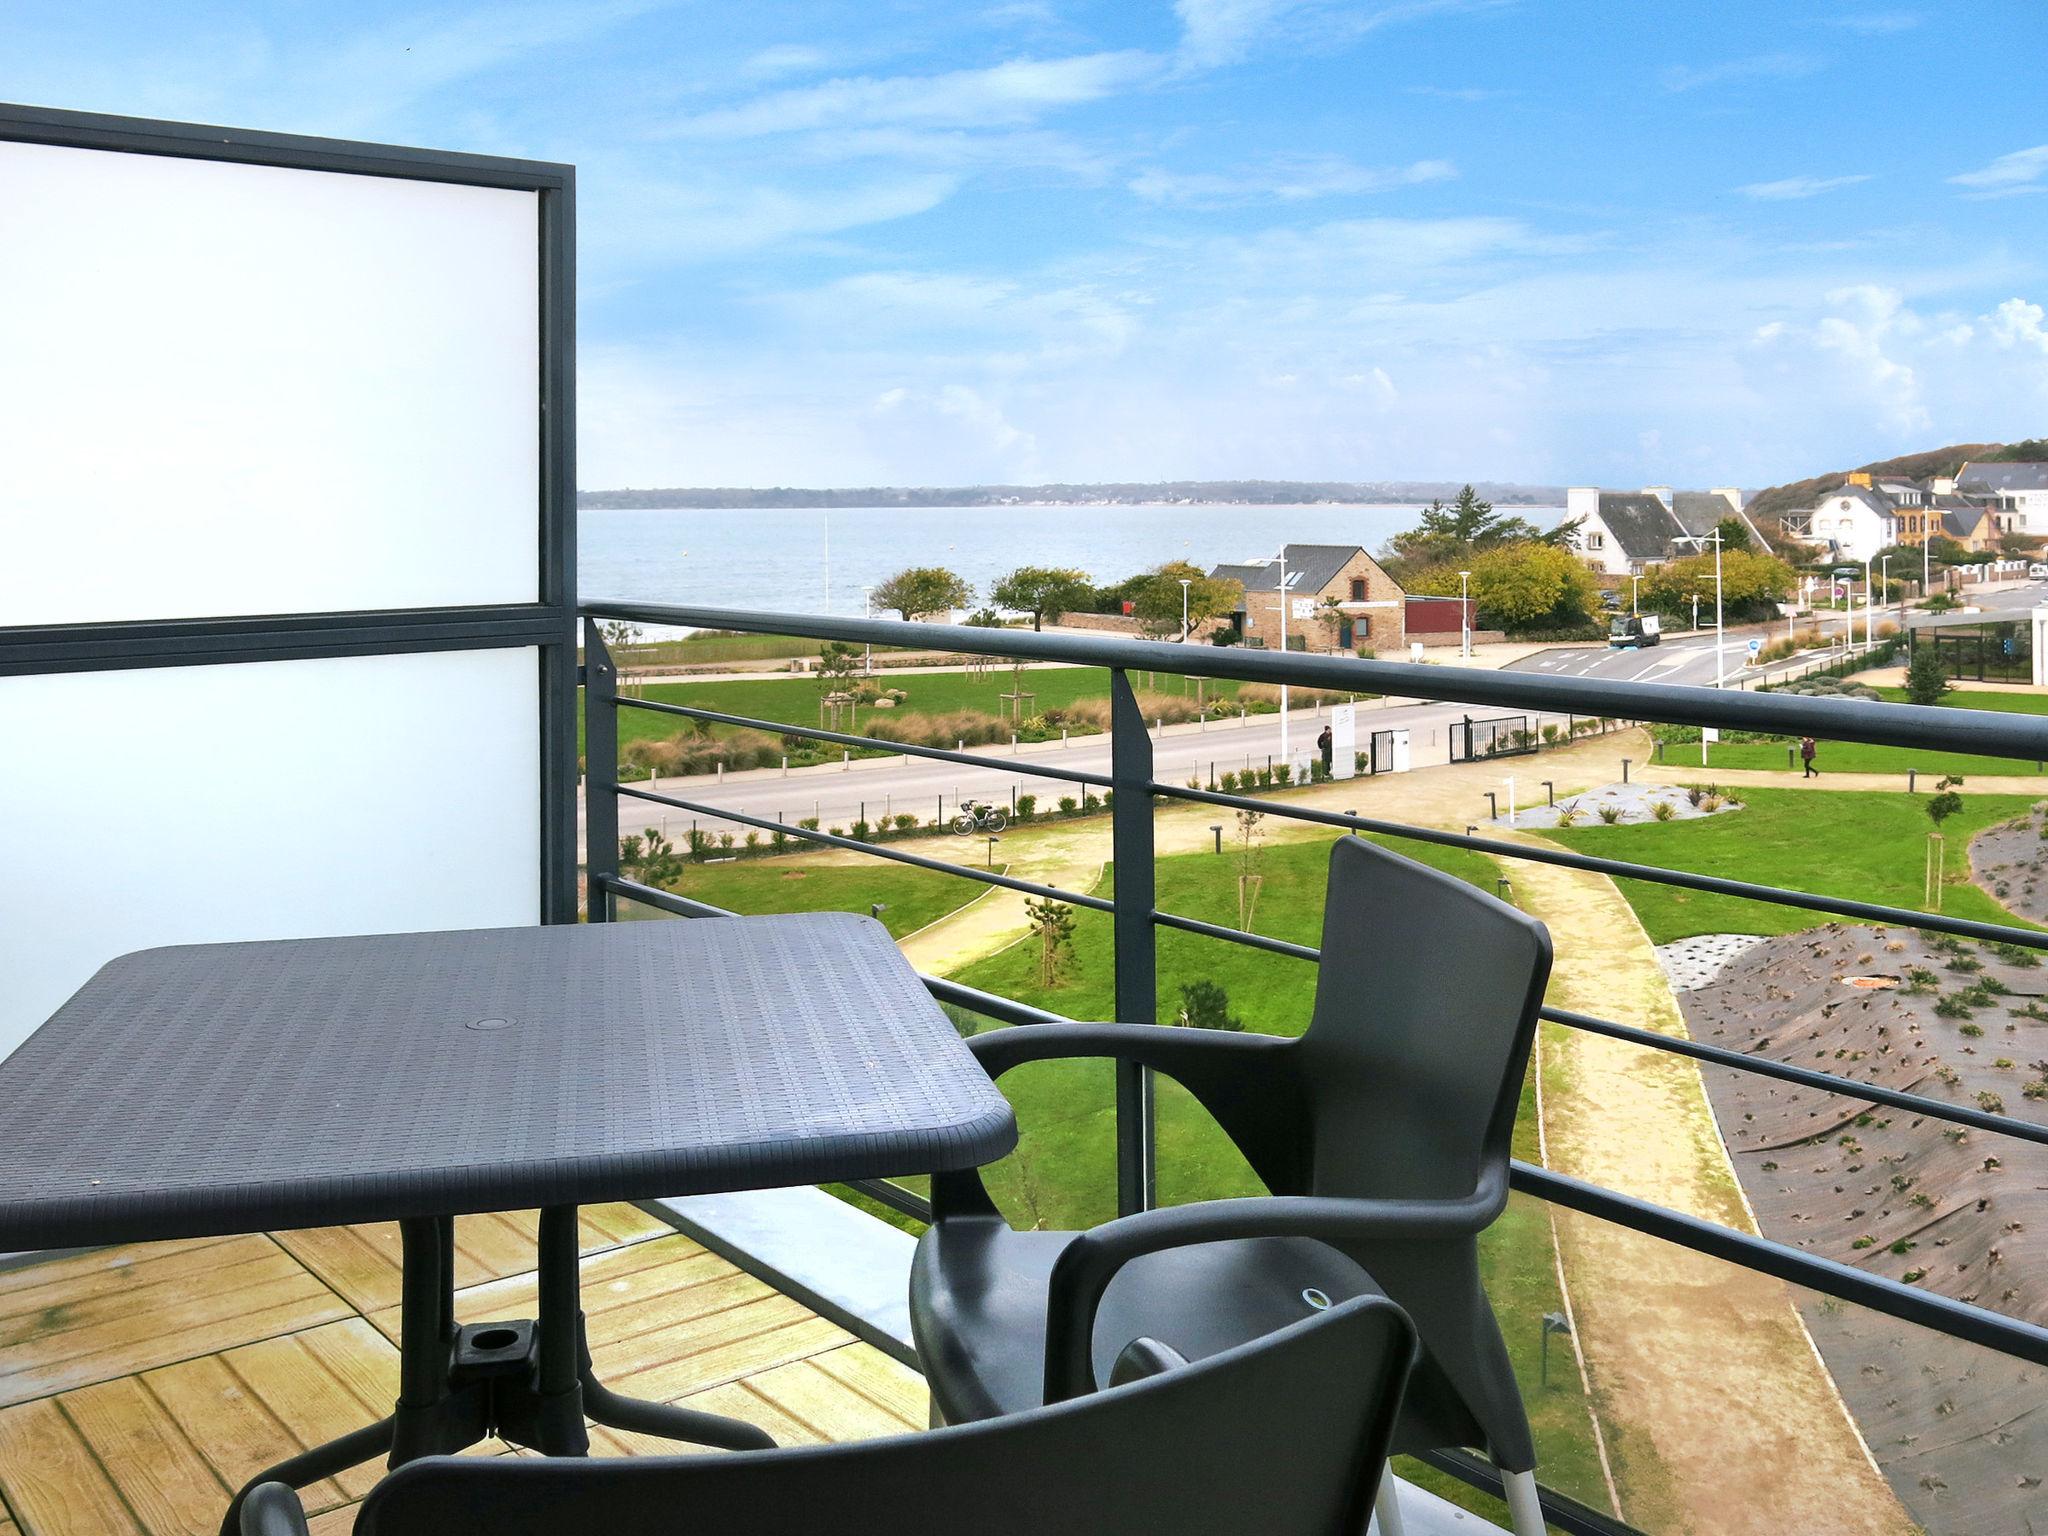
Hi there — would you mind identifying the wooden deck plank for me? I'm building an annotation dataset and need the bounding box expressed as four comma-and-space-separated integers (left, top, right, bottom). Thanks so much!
744, 1356, 920, 1442
0, 1241, 297, 1353
304, 1507, 356, 1536
360, 1236, 723, 1346
809, 1343, 929, 1429
584, 1271, 776, 1353
143, 1355, 346, 1516
0, 1398, 142, 1535
603, 1306, 853, 1405
220, 1333, 391, 1500
282, 1207, 677, 1316
62, 1376, 229, 1535
0, 1260, 351, 1411
0, 1239, 263, 1323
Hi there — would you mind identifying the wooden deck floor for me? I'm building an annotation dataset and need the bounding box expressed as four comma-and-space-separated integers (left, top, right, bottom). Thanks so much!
0, 1204, 926, 1535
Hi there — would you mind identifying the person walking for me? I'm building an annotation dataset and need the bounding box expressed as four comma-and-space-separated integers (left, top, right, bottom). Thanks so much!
1800, 736, 1818, 777
1317, 724, 1334, 776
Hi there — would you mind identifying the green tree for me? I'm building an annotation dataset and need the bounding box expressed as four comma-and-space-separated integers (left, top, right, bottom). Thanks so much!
1023, 896, 1076, 988
1714, 515, 1753, 552
1175, 979, 1245, 1032
873, 566, 974, 622
1381, 484, 1567, 575
1638, 548, 1794, 622
1409, 541, 1601, 634
990, 566, 1093, 631
1905, 643, 1951, 707
1130, 561, 1243, 639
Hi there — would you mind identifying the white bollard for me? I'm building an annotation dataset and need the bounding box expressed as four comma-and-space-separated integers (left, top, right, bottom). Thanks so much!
781, 756, 789, 777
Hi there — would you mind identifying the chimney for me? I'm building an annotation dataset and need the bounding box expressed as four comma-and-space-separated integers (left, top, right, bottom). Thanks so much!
1710, 487, 1743, 513
1930, 476, 1955, 495
1567, 487, 1599, 520
1847, 471, 1872, 488
1643, 485, 1673, 508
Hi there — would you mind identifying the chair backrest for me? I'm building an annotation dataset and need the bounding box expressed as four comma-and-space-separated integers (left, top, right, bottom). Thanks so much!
355, 1294, 1416, 1536
1296, 836, 1552, 1204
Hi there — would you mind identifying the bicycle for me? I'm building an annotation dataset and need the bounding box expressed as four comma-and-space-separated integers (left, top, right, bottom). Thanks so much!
950, 800, 1008, 835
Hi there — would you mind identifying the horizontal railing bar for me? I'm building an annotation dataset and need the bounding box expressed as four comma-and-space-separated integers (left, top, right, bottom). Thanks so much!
841, 1178, 935, 1225
1513, 1161, 2048, 1368
1150, 901, 2048, 1149
1544, 1003, 2048, 1148
614, 695, 1115, 789
596, 875, 1076, 1032
610, 785, 1115, 912
1151, 909, 1320, 962
922, 974, 1074, 1028
1152, 782, 2048, 950
581, 602, 2048, 760
1414, 1450, 1638, 1536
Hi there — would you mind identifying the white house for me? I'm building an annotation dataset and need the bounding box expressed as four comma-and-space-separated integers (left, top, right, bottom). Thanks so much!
1565, 485, 1764, 576
1785, 482, 1895, 563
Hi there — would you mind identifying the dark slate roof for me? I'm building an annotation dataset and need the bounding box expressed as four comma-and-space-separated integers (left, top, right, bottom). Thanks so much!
1670, 492, 1738, 536
1941, 508, 1989, 537
1209, 544, 1363, 593
1957, 461, 2048, 494
1595, 493, 1682, 560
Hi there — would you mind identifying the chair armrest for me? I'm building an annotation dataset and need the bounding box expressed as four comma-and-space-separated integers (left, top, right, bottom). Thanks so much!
1041, 1193, 1495, 1403
934, 1025, 1307, 1219
241, 1483, 312, 1536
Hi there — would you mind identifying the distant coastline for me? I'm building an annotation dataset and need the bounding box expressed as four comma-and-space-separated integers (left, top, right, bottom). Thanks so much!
578, 479, 1566, 511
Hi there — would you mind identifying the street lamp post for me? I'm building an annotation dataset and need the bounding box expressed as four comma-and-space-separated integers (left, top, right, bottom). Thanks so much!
1178, 577, 1192, 642
1864, 554, 1874, 648
1458, 569, 1472, 660
1691, 592, 1700, 633
1712, 531, 1725, 687
1630, 573, 1640, 616
862, 585, 874, 673
1277, 552, 1292, 762
1881, 555, 1893, 633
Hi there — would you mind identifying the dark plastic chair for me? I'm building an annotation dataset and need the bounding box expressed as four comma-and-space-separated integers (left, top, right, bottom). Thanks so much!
909, 835, 1554, 1536
240, 1292, 1416, 1536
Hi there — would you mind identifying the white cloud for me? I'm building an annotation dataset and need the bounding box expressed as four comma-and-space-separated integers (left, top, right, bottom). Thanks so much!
743, 44, 829, 79
1661, 53, 1823, 93
1988, 298, 2048, 356
1950, 144, 2048, 197
664, 51, 1160, 139
1809, 284, 1927, 432
1130, 156, 1456, 205
583, 169, 960, 264
1820, 11, 1921, 34
1174, 0, 1303, 68
1736, 173, 1871, 201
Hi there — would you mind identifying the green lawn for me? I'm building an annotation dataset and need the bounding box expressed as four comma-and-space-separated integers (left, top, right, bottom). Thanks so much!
614, 855, 986, 940
1553, 785, 2040, 943
597, 665, 1244, 752
936, 831, 1615, 1517
1651, 738, 2043, 778
1872, 686, 2048, 715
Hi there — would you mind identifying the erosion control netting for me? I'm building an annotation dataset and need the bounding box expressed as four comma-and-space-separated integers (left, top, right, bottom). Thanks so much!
1969, 802, 2048, 927
1682, 923, 2048, 1533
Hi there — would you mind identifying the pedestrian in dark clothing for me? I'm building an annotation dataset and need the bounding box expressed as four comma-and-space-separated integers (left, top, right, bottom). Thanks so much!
1800, 736, 1818, 777
1317, 725, 1334, 775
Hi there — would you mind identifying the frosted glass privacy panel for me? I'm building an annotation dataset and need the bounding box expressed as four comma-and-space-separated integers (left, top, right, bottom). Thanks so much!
0, 648, 540, 1061
0, 139, 540, 625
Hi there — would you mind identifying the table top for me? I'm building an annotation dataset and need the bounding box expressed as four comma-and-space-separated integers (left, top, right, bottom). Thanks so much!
0, 914, 1015, 1250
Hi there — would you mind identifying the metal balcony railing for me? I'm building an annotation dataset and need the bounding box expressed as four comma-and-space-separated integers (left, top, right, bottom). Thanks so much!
578, 602, 2048, 1536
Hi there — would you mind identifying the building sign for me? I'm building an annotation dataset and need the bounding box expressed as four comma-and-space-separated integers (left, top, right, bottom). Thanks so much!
1329, 702, 1357, 780
1290, 597, 1318, 621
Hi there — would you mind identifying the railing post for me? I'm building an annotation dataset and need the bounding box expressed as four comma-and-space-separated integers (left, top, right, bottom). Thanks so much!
1109, 669, 1157, 1215
583, 618, 620, 923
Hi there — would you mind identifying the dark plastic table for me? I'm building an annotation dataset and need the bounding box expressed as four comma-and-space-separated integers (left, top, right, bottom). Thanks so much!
0, 913, 1016, 1533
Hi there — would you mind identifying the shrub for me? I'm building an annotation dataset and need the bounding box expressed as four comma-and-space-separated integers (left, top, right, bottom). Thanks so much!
1273, 764, 1293, 786
1934, 995, 1973, 1019
1700, 794, 1724, 813
1057, 796, 1079, 814
1219, 771, 1239, 793
1082, 794, 1103, 813
1175, 979, 1245, 1032
893, 813, 918, 832
798, 816, 820, 831
1542, 724, 1563, 745
1015, 794, 1037, 820
1977, 1091, 2006, 1114
1554, 801, 1580, 827
1959, 1022, 1985, 1038
1650, 801, 1677, 822
1993, 942, 2040, 967
849, 820, 871, 841
1597, 804, 1624, 824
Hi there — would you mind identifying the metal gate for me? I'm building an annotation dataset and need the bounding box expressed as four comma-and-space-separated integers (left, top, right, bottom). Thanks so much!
1452, 713, 1537, 762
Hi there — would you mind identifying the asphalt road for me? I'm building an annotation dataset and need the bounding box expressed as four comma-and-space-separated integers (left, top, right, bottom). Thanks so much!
588, 581, 2048, 852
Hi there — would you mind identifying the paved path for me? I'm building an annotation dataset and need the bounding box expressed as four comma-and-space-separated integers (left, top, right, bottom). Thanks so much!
1506, 844, 1913, 1535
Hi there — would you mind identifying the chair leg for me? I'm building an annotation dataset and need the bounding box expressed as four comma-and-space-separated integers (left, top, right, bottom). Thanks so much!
1371, 1465, 1405, 1536
1502, 1467, 1544, 1536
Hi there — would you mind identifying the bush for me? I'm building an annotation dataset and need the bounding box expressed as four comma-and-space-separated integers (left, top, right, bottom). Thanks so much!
1934, 994, 1973, 1019
1015, 794, 1037, 820
1650, 801, 1677, 822
1597, 804, 1624, 824
1058, 796, 1079, 814
893, 813, 918, 832
1175, 979, 1245, 1031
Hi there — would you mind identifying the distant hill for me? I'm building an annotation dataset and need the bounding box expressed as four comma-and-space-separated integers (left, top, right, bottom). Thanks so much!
1746, 439, 2047, 523
578, 478, 1567, 510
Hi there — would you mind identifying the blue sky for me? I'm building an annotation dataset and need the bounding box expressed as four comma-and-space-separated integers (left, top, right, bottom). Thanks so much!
8, 0, 2048, 489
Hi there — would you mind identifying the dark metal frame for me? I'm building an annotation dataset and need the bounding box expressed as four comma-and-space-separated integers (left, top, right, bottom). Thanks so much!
582, 600, 2048, 1534
0, 102, 579, 923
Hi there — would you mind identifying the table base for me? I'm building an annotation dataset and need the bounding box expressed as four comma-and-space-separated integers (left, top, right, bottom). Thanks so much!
217, 1206, 774, 1535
